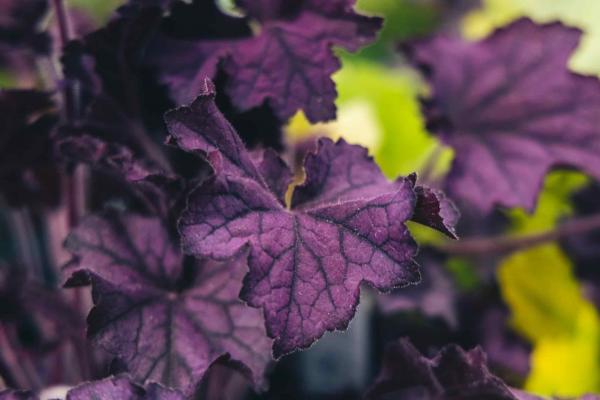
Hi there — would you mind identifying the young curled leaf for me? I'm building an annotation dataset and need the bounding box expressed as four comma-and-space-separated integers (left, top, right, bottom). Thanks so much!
63, 213, 271, 395
403, 18, 600, 213
165, 82, 458, 358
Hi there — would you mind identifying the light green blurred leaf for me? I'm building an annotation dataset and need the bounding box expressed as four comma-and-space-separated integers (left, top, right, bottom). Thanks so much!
355, 0, 439, 59
498, 170, 600, 396
525, 301, 600, 395
499, 244, 587, 341
335, 60, 452, 179
67, 0, 123, 23
498, 244, 600, 395
0, 70, 16, 88
508, 171, 588, 234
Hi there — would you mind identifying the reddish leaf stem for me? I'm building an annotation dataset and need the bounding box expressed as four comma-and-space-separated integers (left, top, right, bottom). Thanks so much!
435, 213, 600, 256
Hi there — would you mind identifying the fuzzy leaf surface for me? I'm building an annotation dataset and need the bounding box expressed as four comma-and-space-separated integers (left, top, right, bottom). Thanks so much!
64, 213, 271, 394
165, 83, 458, 357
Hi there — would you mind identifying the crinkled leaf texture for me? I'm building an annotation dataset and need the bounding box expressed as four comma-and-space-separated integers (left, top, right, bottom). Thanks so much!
165, 80, 458, 358
63, 213, 271, 395
404, 18, 600, 213
365, 338, 539, 400
151, 0, 382, 122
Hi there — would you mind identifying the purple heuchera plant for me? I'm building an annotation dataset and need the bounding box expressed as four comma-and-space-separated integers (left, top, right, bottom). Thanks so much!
63, 213, 272, 394
404, 18, 600, 213
10, 0, 600, 398
165, 79, 458, 357
152, 0, 382, 122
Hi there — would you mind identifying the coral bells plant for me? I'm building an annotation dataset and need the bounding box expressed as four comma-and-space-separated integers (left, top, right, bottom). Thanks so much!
1, 0, 600, 399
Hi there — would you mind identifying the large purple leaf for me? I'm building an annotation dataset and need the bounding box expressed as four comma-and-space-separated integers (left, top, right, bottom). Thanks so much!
63, 213, 271, 394
404, 18, 600, 213
152, 0, 381, 122
165, 84, 458, 358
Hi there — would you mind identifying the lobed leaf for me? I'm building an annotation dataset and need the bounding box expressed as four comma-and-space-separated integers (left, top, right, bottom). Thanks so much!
165, 82, 458, 358
64, 213, 271, 394
404, 18, 600, 213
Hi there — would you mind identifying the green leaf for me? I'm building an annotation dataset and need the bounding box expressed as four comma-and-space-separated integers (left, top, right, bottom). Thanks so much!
525, 301, 600, 396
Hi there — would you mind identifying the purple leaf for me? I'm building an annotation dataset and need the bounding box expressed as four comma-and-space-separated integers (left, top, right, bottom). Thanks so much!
365, 338, 533, 400
64, 213, 271, 394
404, 18, 600, 213
65, 375, 184, 400
61, 8, 175, 166
165, 85, 458, 358
57, 135, 183, 219
291, 143, 458, 238
164, 80, 263, 181
251, 148, 294, 205
151, 0, 381, 122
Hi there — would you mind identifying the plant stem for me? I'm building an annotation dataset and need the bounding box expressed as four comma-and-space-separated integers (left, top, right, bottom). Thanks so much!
51, 0, 76, 121
50, 2, 93, 381
52, 0, 71, 47
435, 213, 600, 256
